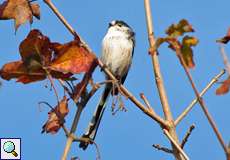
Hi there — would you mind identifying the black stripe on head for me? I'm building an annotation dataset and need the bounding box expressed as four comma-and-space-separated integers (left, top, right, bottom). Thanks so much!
115, 20, 130, 28
109, 20, 131, 28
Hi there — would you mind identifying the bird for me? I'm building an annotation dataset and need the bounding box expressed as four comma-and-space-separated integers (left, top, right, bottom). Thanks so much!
79, 20, 135, 150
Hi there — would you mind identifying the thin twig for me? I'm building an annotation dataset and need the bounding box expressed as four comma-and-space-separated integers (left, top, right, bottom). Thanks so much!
220, 45, 230, 75
91, 141, 101, 160
58, 79, 73, 97
38, 101, 70, 136
43, 0, 92, 52
98, 59, 168, 127
43, 0, 79, 40
44, 69, 59, 104
152, 144, 173, 154
181, 124, 195, 149
140, 93, 154, 112
175, 69, 225, 125
163, 129, 190, 160
62, 68, 96, 160
175, 47, 229, 156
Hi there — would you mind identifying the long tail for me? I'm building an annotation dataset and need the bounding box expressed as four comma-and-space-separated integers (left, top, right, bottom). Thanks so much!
79, 85, 111, 150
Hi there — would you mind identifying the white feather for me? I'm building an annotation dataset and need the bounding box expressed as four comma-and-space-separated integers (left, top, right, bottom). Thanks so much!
101, 26, 134, 78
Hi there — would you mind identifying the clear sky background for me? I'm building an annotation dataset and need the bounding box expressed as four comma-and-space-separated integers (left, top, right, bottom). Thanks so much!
0, 0, 230, 160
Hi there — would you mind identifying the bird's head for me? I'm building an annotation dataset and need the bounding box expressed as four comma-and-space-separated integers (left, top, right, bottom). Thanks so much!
108, 20, 135, 38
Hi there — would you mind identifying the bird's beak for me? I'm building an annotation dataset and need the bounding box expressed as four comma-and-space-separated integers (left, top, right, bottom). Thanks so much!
109, 22, 112, 27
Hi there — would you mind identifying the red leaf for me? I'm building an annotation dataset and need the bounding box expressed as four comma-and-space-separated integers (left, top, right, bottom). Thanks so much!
19, 29, 52, 68
0, 60, 73, 84
0, 61, 46, 84
217, 28, 230, 44
0, 30, 74, 84
216, 77, 230, 95
42, 96, 69, 134
49, 40, 97, 74
0, 0, 40, 31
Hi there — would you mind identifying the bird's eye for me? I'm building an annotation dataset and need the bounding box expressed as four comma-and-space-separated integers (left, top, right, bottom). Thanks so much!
118, 24, 122, 27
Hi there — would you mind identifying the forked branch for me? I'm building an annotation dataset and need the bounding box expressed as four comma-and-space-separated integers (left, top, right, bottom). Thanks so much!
175, 69, 225, 125
175, 46, 229, 157
144, 0, 186, 159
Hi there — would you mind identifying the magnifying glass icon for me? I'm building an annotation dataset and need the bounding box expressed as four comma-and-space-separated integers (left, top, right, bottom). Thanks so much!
3, 141, 18, 157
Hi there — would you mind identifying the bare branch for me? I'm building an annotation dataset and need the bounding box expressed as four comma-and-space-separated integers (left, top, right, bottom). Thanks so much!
163, 129, 190, 160
152, 144, 173, 154
98, 60, 168, 127
144, 0, 185, 159
175, 69, 225, 125
174, 46, 229, 156
43, 0, 92, 52
181, 124, 195, 149
140, 93, 154, 112
58, 79, 73, 97
44, 69, 59, 104
62, 69, 97, 160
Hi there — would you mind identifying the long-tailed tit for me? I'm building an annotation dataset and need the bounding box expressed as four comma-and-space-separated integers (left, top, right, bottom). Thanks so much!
79, 20, 135, 150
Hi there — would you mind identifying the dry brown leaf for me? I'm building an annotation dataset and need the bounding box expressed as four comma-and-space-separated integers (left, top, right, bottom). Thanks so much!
50, 40, 97, 74
42, 96, 69, 134
0, 0, 40, 31
216, 77, 230, 95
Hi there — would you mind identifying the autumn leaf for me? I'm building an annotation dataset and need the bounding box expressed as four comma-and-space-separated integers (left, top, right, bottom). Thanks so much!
0, 29, 75, 83
49, 40, 97, 74
19, 29, 52, 70
181, 36, 199, 68
0, 0, 40, 31
155, 38, 166, 50
216, 77, 230, 95
156, 19, 198, 69
216, 28, 230, 44
166, 19, 194, 38
0, 60, 72, 84
0, 61, 46, 84
42, 96, 69, 134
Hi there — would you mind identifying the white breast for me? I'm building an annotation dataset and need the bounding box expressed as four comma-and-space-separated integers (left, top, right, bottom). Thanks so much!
101, 30, 134, 79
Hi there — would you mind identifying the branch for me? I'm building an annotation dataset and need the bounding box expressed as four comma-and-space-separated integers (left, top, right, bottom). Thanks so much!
140, 93, 154, 112
175, 69, 225, 125
144, 0, 172, 123
144, 0, 185, 159
175, 46, 229, 157
97, 60, 168, 127
43, 0, 92, 52
152, 144, 173, 154
163, 129, 190, 160
181, 124, 195, 149
62, 64, 97, 160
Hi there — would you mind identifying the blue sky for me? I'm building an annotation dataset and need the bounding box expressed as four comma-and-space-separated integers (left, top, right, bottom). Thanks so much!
0, 0, 230, 159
